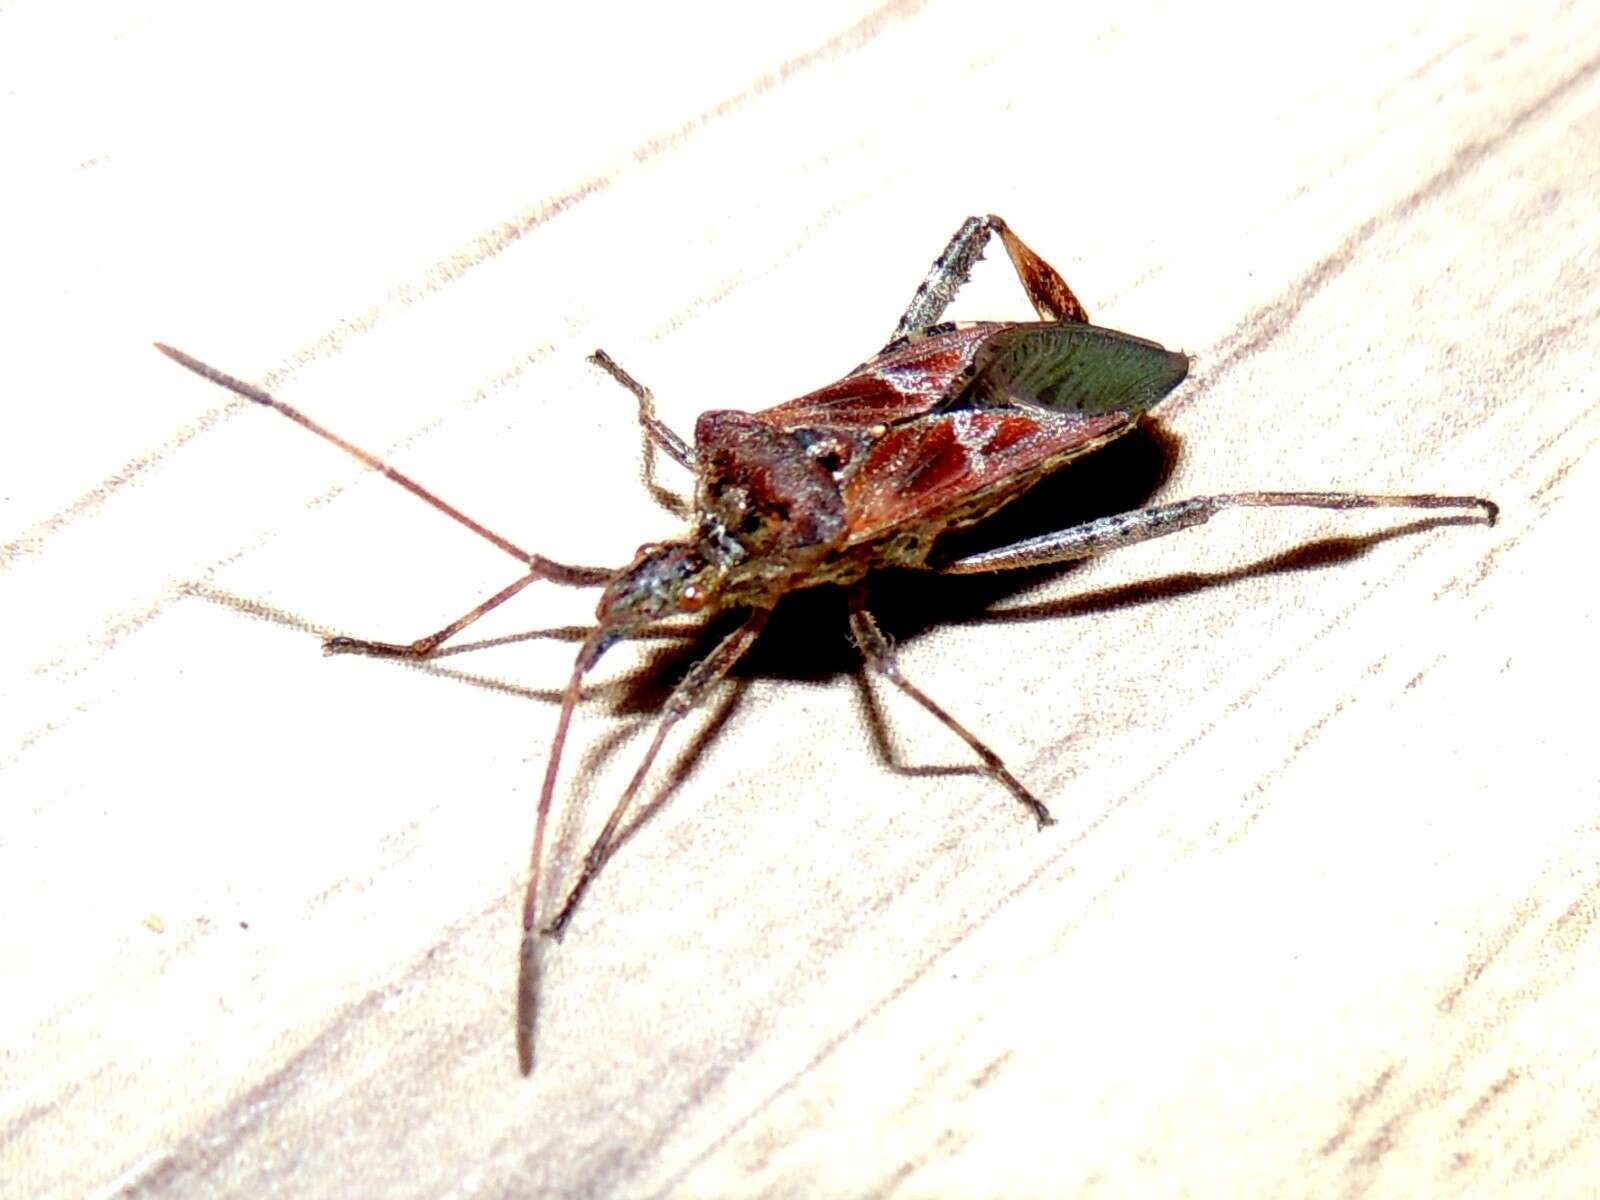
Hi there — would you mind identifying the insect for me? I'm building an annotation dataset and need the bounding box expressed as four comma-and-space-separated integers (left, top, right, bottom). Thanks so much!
157, 214, 1496, 1073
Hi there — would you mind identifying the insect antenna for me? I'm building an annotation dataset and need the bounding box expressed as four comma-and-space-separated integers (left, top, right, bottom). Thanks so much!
153, 343, 609, 584
517, 628, 612, 1074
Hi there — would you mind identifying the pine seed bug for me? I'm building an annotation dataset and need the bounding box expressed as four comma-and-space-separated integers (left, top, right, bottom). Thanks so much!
156, 213, 1497, 1074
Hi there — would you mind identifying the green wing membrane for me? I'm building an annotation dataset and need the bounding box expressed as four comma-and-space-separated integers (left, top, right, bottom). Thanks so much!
969, 322, 1189, 417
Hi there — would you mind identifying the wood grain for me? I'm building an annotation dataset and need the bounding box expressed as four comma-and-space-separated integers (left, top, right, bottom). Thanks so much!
4, 2, 1598, 1196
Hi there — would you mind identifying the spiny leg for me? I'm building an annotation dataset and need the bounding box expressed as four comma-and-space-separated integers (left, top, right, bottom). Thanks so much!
589, 349, 695, 520
156, 343, 617, 658
543, 607, 771, 941
941, 491, 1498, 576
848, 589, 1054, 829
887, 213, 1090, 348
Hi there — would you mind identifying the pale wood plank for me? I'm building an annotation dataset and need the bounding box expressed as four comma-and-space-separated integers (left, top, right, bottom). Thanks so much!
4, 2, 1597, 1197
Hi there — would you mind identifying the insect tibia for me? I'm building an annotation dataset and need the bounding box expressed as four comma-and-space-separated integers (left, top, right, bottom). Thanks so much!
1215, 491, 1499, 526
944, 490, 1495, 576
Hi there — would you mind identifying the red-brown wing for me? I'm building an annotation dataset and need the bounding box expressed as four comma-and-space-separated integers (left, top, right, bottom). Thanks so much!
751, 319, 1184, 546
841, 407, 1131, 544
758, 324, 1007, 429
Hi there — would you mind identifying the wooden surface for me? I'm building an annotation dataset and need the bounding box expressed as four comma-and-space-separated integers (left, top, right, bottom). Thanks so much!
5, 2, 1599, 1196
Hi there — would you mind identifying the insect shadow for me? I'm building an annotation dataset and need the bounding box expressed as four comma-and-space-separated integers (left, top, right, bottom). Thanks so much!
548, 423, 1177, 885
577, 415, 1479, 864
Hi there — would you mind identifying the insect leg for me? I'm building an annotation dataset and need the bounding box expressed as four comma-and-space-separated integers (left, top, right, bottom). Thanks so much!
589, 348, 693, 518
886, 214, 1089, 348
155, 343, 613, 583
942, 491, 1498, 575
542, 607, 771, 940
323, 568, 558, 659
589, 349, 694, 468
848, 589, 1054, 829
